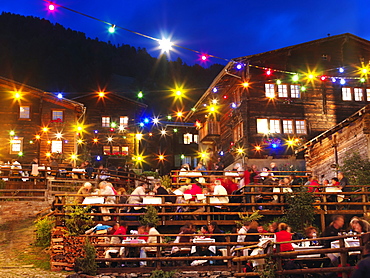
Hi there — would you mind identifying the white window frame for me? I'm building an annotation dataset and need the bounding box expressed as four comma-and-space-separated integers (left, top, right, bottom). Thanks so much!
257, 118, 269, 134
295, 120, 307, 134
354, 88, 363, 101
265, 84, 275, 98
367, 89, 370, 102
102, 116, 110, 127
183, 133, 193, 144
52, 110, 64, 121
277, 84, 288, 98
51, 140, 63, 153
10, 137, 23, 154
283, 120, 294, 134
290, 85, 300, 98
19, 106, 30, 119
269, 119, 281, 133
342, 87, 352, 101
120, 116, 129, 128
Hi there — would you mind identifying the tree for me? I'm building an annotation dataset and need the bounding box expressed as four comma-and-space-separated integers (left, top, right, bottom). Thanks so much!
340, 151, 370, 185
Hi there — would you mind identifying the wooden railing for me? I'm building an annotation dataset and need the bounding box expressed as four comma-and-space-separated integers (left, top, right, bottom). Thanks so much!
73, 232, 367, 276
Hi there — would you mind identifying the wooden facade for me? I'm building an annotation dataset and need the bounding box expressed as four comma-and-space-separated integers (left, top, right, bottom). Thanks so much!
297, 104, 370, 179
0, 76, 84, 165
186, 33, 370, 169
73, 92, 147, 167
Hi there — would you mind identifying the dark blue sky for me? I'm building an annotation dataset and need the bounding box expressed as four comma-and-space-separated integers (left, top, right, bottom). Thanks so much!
2, 0, 370, 65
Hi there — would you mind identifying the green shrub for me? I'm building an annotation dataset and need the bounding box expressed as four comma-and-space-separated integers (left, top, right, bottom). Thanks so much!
74, 238, 97, 276
64, 205, 94, 235
139, 205, 159, 226
150, 270, 176, 278
34, 216, 55, 248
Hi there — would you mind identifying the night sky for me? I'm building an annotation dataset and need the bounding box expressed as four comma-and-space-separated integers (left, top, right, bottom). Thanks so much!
2, 0, 370, 65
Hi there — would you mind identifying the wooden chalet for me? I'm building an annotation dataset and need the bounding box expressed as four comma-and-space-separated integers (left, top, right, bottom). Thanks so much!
72, 92, 147, 167
0, 76, 84, 165
185, 33, 370, 169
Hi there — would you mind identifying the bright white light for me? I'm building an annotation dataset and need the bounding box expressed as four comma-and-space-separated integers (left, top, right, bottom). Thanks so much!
158, 38, 173, 53
107, 137, 113, 142
152, 118, 160, 124
55, 132, 63, 139
160, 129, 167, 135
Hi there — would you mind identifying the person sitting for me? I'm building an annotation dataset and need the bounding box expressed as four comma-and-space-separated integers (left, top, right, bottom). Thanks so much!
350, 217, 370, 245
208, 221, 225, 243
222, 176, 238, 195
197, 225, 210, 239
171, 224, 194, 255
351, 241, 370, 278
104, 221, 127, 264
75, 182, 93, 203
244, 221, 260, 243
275, 223, 294, 252
153, 182, 172, 203
140, 223, 162, 266
209, 180, 229, 203
99, 181, 116, 221
183, 182, 203, 201
128, 183, 148, 204
321, 215, 345, 266
308, 176, 320, 193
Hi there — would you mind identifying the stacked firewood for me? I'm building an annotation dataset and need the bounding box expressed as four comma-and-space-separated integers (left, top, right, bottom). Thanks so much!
50, 227, 107, 271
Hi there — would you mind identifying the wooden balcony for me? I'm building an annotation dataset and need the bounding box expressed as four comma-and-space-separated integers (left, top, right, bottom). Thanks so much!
199, 120, 220, 143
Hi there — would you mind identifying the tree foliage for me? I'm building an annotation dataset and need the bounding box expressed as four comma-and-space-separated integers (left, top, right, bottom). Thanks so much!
74, 238, 97, 276
34, 216, 55, 248
64, 205, 94, 236
340, 151, 370, 185
284, 188, 316, 232
139, 205, 160, 226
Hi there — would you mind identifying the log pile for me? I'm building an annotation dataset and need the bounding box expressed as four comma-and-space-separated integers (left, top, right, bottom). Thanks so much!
50, 227, 106, 271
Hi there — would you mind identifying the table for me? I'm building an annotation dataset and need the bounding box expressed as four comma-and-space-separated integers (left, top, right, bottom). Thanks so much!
331, 238, 360, 255
82, 196, 105, 204
292, 244, 323, 258
325, 187, 344, 202
142, 196, 162, 204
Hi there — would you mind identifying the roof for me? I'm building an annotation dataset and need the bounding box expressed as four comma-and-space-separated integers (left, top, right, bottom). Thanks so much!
185, 33, 370, 121
0, 75, 85, 112
294, 104, 370, 154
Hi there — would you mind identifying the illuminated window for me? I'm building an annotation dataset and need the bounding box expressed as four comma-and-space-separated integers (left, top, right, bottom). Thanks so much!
52, 110, 64, 121
10, 137, 23, 154
51, 140, 63, 153
342, 87, 352, 101
295, 120, 306, 134
290, 85, 300, 98
19, 106, 30, 119
354, 88, 363, 101
183, 133, 193, 144
283, 120, 294, 134
102, 116, 110, 127
112, 146, 120, 153
265, 84, 275, 98
277, 84, 288, 98
193, 134, 199, 144
269, 119, 281, 133
122, 146, 129, 155
257, 118, 269, 134
233, 122, 243, 142
120, 116, 129, 127
367, 89, 370, 101
103, 146, 111, 155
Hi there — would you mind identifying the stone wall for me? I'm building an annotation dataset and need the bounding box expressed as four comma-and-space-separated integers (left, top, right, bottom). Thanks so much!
0, 201, 50, 225
305, 114, 370, 180
70, 271, 237, 278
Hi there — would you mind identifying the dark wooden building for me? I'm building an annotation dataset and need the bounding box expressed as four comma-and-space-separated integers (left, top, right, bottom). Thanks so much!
0, 76, 85, 165
186, 33, 370, 169
73, 92, 147, 167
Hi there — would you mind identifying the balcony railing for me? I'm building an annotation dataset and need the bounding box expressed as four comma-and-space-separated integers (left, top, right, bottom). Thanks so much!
199, 120, 220, 142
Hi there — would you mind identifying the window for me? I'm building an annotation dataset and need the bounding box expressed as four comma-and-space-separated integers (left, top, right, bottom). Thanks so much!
233, 122, 243, 142
277, 84, 288, 98
257, 118, 269, 134
103, 146, 111, 155
283, 120, 294, 134
193, 135, 199, 144
52, 110, 63, 121
183, 133, 193, 144
265, 84, 275, 98
51, 140, 63, 153
19, 106, 30, 119
10, 138, 23, 154
122, 146, 129, 155
342, 87, 352, 101
290, 85, 300, 98
354, 88, 363, 101
367, 89, 370, 102
295, 120, 306, 134
102, 116, 110, 127
120, 116, 129, 128
269, 119, 281, 133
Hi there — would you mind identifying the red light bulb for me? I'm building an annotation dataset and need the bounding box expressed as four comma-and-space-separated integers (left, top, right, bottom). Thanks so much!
266, 69, 272, 76
320, 76, 327, 81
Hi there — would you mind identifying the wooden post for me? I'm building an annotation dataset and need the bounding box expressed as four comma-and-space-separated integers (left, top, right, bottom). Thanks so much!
226, 235, 232, 269
362, 186, 367, 214
156, 235, 161, 269
320, 212, 326, 232
339, 237, 348, 278
275, 243, 283, 278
